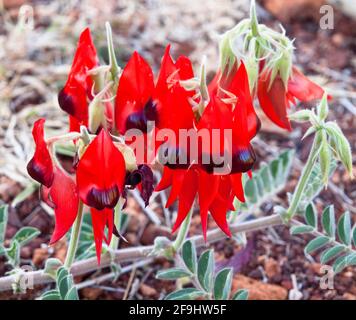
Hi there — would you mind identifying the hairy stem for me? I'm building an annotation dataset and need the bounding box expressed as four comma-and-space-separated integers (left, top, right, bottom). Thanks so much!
64, 201, 84, 268
172, 209, 193, 252
286, 134, 320, 220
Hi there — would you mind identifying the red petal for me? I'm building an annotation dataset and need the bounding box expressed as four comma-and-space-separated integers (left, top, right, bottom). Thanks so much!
90, 207, 111, 265
76, 129, 126, 210
27, 119, 54, 187
115, 51, 154, 134
257, 71, 292, 131
166, 169, 185, 208
155, 166, 173, 191
49, 167, 79, 244
171, 169, 198, 233
58, 28, 98, 125
288, 67, 326, 102
230, 173, 245, 202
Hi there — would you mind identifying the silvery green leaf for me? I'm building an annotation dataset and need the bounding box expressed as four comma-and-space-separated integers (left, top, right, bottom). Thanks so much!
333, 253, 356, 274
44, 258, 63, 279
259, 166, 273, 193
64, 286, 79, 300
156, 268, 191, 280
40, 290, 61, 300
337, 211, 351, 246
290, 225, 314, 235
322, 205, 336, 238
165, 288, 206, 300
353, 225, 356, 248
214, 268, 233, 300
232, 289, 249, 300
304, 236, 330, 255
182, 240, 197, 274
12, 227, 40, 247
5, 240, 20, 267
304, 203, 317, 228
320, 245, 345, 265
302, 127, 316, 140
197, 249, 214, 292
244, 179, 258, 204
0, 205, 8, 244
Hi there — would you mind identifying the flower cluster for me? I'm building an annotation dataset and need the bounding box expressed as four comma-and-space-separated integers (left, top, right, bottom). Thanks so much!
27, 5, 329, 263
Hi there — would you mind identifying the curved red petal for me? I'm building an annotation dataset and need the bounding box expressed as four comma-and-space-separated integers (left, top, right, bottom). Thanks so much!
257, 71, 292, 131
77, 129, 126, 210
90, 207, 110, 265
58, 28, 98, 124
49, 167, 79, 244
27, 119, 54, 188
165, 169, 186, 208
198, 170, 220, 213
115, 51, 155, 134
288, 67, 325, 102
230, 173, 245, 202
171, 169, 198, 233
155, 166, 174, 191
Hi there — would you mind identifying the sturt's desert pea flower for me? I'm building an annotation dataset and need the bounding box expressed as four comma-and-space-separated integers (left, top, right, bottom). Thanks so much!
257, 66, 327, 131
26, 118, 153, 263
58, 28, 99, 132
155, 59, 259, 239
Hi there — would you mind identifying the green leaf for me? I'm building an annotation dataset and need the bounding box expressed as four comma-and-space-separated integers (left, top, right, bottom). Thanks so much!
304, 203, 317, 228
5, 240, 20, 267
290, 225, 314, 235
197, 249, 214, 292
337, 211, 351, 246
304, 236, 330, 255
320, 245, 345, 264
297, 160, 337, 212
232, 289, 249, 300
214, 268, 233, 300
64, 286, 79, 300
165, 288, 206, 300
0, 205, 9, 244
259, 166, 273, 193
41, 290, 61, 300
12, 227, 40, 246
244, 179, 258, 204
44, 258, 63, 279
353, 226, 356, 248
333, 253, 356, 274
156, 268, 191, 280
322, 205, 336, 238
182, 240, 197, 274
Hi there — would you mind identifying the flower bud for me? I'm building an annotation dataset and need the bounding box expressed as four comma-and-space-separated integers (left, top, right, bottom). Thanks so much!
288, 110, 313, 123
317, 92, 329, 121
319, 132, 331, 187
115, 143, 137, 172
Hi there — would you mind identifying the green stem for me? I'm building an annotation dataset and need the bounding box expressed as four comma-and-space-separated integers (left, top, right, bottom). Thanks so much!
172, 209, 193, 252
286, 134, 320, 220
110, 200, 123, 251
64, 201, 84, 268
250, 0, 259, 37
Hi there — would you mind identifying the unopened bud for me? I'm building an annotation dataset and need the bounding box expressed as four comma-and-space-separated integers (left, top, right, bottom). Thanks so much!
288, 110, 313, 123
319, 132, 331, 187
115, 143, 137, 172
317, 92, 329, 121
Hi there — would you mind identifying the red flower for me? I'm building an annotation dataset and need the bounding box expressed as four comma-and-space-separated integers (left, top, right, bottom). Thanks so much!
115, 51, 155, 134
156, 61, 258, 239
27, 118, 54, 188
76, 129, 126, 210
257, 66, 326, 131
58, 28, 99, 131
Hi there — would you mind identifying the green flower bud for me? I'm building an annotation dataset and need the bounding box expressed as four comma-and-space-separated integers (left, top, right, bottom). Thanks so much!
317, 92, 329, 121
288, 110, 313, 123
319, 132, 331, 187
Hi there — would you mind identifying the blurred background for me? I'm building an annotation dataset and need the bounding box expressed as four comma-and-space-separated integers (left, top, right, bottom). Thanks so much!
0, 0, 355, 300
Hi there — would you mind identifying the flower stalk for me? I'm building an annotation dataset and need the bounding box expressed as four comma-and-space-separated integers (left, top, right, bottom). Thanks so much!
64, 200, 84, 268
172, 209, 193, 252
